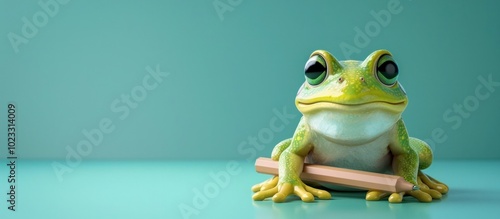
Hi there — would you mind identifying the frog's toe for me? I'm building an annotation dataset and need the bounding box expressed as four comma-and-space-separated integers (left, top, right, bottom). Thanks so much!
260, 176, 279, 191
423, 188, 442, 199
272, 183, 293, 203
251, 183, 263, 193
252, 187, 278, 201
419, 171, 449, 194
388, 192, 404, 203
426, 175, 449, 194
416, 176, 442, 199
407, 190, 432, 202
433, 184, 448, 194
293, 185, 315, 202
304, 184, 331, 200
366, 190, 389, 201
251, 176, 278, 192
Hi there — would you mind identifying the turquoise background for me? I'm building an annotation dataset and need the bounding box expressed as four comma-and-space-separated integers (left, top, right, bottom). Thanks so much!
1, 1, 500, 219
1, 0, 499, 161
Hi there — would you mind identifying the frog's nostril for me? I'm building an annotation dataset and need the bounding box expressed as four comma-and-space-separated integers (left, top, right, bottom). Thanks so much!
360, 77, 365, 82
338, 77, 344, 83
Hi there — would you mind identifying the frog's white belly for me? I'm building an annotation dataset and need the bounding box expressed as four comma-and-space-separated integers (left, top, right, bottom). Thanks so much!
306, 128, 393, 174
303, 109, 399, 173
306, 129, 394, 191
301, 108, 400, 190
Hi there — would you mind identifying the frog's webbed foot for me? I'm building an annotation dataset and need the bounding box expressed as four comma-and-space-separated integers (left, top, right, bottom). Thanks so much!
366, 171, 448, 203
366, 190, 429, 203
365, 190, 406, 202
366, 190, 389, 201
406, 171, 448, 202
251, 176, 331, 202
418, 171, 448, 194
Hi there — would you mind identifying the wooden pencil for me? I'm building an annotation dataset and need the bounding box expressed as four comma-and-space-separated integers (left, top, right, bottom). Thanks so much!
255, 157, 418, 193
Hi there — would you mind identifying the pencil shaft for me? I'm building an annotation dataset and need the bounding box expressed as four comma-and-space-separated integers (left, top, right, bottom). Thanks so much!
255, 157, 415, 193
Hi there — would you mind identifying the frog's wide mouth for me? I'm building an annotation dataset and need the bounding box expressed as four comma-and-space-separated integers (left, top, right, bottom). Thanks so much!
296, 100, 407, 113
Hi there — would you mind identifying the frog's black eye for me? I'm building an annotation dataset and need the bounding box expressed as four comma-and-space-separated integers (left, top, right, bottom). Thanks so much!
376, 55, 398, 86
305, 55, 327, 85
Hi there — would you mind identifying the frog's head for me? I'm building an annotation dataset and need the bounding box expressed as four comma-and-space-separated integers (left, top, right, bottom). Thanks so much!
295, 50, 408, 144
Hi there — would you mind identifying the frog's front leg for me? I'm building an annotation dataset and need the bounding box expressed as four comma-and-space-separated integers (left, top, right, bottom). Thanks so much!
409, 137, 449, 195
251, 138, 292, 192
367, 120, 438, 203
252, 119, 331, 202
252, 151, 331, 202
366, 148, 423, 202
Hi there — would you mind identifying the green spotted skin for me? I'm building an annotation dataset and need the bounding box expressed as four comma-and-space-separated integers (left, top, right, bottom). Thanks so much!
278, 118, 311, 185
296, 51, 407, 108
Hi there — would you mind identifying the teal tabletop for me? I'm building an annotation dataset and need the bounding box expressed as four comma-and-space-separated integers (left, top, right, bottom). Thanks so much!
1, 159, 498, 219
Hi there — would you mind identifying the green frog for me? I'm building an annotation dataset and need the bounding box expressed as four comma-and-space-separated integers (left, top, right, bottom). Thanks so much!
252, 50, 448, 203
